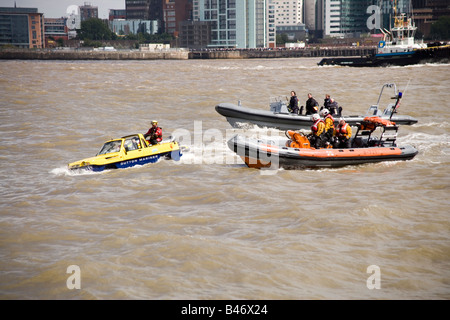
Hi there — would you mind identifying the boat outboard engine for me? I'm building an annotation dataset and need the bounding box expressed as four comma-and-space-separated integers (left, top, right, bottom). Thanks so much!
285, 130, 310, 149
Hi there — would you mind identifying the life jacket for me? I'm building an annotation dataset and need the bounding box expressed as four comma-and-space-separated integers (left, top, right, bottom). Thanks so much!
311, 119, 325, 135
336, 123, 351, 139
324, 114, 335, 131
148, 126, 162, 142
337, 123, 348, 135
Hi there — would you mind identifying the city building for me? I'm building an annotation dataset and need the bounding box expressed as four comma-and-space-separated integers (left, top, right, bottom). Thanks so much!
277, 25, 307, 43
109, 9, 126, 21
323, 0, 341, 38
0, 6, 45, 48
79, 2, 98, 22
126, 0, 164, 33
273, 0, 303, 25
126, 0, 150, 20
339, 0, 373, 37
320, 0, 436, 39
412, 0, 450, 37
266, 0, 276, 47
110, 19, 158, 35
303, 0, 323, 37
149, 0, 165, 31
193, 0, 267, 49
270, 0, 305, 45
44, 17, 69, 47
179, 20, 212, 49
163, 0, 193, 36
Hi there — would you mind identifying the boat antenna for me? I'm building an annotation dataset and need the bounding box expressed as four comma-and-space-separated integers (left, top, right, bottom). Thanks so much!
403, 78, 412, 96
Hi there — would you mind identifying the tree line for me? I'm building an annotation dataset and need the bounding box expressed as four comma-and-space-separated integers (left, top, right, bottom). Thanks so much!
77, 18, 173, 45
77, 16, 450, 47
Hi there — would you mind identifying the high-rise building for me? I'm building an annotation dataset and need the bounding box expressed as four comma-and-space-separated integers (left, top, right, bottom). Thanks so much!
303, 0, 322, 36
149, 0, 165, 23
126, 0, 150, 20
193, 0, 267, 49
321, 0, 423, 38
163, 0, 193, 35
270, 0, 306, 46
411, 0, 450, 37
79, 2, 98, 22
179, 20, 211, 49
267, 0, 276, 47
323, 0, 340, 37
273, 0, 303, 25
126, 0, 164, 32
109, 9, 126, 21
340, 0, 372, 36
0, 7, 45, 48
323, 0, 378, 38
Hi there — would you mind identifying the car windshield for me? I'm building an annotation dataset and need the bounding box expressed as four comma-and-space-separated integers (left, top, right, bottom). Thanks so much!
98, 140, 122, 155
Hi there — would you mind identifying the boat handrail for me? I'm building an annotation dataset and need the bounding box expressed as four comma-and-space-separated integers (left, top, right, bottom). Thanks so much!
270, 96, 289, 103
376, 83, 398, 106
366, 105, 382, 116
382, 104, 397, 117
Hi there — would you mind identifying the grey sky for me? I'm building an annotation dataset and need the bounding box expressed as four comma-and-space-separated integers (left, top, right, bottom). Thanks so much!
2, 0, 125, 18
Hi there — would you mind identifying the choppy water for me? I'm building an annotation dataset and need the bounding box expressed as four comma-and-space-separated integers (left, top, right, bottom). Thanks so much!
0, 58, 449, 300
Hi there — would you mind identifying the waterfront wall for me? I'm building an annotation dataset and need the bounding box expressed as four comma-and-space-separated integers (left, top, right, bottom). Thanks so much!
189, 47, 376, 59
0, 47, 376, 60
0, 49, 189, 60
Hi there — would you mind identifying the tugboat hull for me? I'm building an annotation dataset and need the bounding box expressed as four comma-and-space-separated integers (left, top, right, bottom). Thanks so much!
318, 45, 450, 67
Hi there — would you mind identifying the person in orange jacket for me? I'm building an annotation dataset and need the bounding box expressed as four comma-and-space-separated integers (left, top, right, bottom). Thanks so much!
334, 118, 352, 148
320, 108, 335, 147
309, 113, 325, 148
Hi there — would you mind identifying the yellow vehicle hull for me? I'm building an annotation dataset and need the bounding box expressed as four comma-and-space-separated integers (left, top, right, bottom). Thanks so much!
68, 134, 181, 171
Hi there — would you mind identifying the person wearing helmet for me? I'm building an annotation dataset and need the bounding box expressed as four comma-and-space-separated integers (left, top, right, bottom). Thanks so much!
144, 120, 162, 145
334, 118, 352, 148
309, 113, 325, 148
320, 108, 335, 147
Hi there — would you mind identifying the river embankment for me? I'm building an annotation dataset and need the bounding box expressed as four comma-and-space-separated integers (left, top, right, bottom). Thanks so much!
0, 47, 376, 60
0, 49, 190, 60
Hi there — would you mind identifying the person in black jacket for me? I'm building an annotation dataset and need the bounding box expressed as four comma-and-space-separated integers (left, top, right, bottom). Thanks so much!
305, 93, 319, 115
288, 91, 299, 114
323, 94, 331, 110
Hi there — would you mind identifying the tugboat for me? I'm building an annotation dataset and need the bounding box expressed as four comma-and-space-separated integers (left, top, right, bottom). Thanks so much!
227, 116, 418, 170
215, 83, 418, 131
318, 5, 450, 67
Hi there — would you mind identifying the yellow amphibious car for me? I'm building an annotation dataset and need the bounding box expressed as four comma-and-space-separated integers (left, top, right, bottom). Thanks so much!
68, 133, 182, 172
